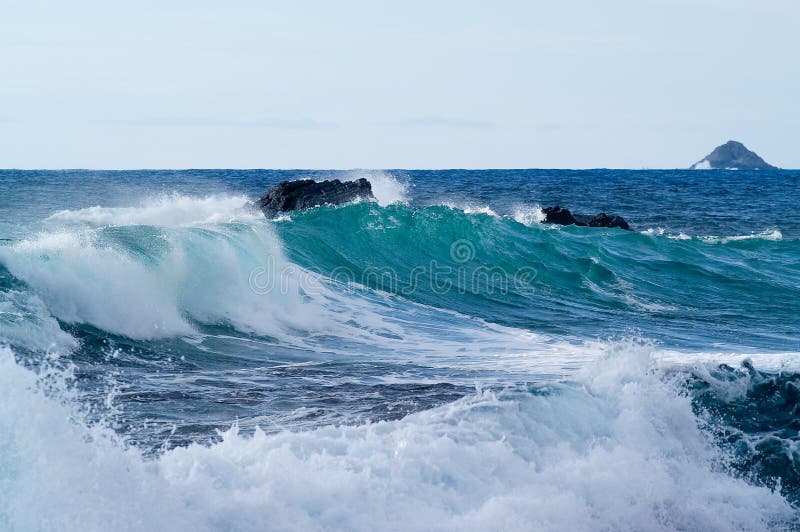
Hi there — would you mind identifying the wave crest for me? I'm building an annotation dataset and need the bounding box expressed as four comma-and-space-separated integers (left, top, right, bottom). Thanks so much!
46, 194, 258, 227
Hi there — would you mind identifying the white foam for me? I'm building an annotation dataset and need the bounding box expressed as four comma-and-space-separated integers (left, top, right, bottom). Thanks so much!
693, 160, 712, 170
641, 228, 782, 243
47, 194, 259, 227
1, 342, 795, 531
443, 202, 499, 217
511, 205, 545, 226
5, 204, 528, 349
700, 229, 783, 244
343, 170, 409, 207
0, 346, 201, 530
0, 220, 347, 340
462, 205, 498, 216
0, 230, 193, 339
654, 347, 800, 373
0, 289, 78, 353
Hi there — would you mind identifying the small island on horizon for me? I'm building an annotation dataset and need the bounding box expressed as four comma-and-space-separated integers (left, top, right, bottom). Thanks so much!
0, 140, 789, 172
690, 140, 778, 171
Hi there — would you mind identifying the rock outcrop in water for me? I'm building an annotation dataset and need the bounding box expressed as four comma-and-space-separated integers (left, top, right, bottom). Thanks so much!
691, 140, 777, 170
257, 178, 375, 217
543, 206, 630, 230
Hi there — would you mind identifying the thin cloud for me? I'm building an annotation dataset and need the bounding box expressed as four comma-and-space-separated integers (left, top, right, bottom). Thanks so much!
98, 117, 338, 129
388, 116, 494, 129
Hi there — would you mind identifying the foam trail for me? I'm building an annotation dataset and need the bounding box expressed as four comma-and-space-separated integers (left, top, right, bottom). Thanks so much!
641, 227, 783, 243
701, 229, 783, 244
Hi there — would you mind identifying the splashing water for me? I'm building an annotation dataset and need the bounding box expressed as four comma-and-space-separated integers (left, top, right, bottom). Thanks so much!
1, 168, 800, 530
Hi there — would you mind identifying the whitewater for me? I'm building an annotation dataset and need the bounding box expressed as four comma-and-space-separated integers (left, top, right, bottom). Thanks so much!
1, 168, 800, 531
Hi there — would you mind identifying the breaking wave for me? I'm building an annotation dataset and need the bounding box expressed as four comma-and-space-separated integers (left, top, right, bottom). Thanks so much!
2, 342, 798, 531
2, 185, 800, 530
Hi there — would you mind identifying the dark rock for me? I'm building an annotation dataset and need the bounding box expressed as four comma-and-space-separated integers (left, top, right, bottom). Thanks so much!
542, 206, 577, 225
588, 213, 630, 230
543, 206, 630, 231
257, 178, 375, 217
691, 140, 778, 170
572, 213, 594, 226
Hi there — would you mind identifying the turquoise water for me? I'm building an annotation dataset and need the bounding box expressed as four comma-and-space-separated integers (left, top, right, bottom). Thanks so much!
1, 169, 799, 530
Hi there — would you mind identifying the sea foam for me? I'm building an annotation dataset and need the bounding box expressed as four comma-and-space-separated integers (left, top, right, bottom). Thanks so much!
1, 196, 329, 340
46, 194, 259, 227
1, 342, 796, 531
2, 195, 546, 355
343, 170, 409, 207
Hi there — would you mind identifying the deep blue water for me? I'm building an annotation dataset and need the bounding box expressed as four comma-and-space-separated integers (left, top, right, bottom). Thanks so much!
1, 169, 800, 530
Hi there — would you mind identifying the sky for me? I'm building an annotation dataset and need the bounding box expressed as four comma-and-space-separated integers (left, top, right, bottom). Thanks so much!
1, 0, 798, 169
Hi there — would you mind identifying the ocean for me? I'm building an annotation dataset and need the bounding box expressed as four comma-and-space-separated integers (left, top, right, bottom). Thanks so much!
1, 168, 799, 530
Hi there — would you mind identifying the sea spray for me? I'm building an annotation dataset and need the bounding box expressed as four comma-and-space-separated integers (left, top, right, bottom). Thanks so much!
2, 169, 800, 530
343, 170, 409, 207
1, 343, 798, 531
46, 193, 258, 227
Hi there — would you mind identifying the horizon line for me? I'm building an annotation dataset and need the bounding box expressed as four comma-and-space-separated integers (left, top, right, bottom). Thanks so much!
0, 166, 793, 172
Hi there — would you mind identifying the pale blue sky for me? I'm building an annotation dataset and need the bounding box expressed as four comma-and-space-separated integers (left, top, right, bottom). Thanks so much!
1, 0, 798, 169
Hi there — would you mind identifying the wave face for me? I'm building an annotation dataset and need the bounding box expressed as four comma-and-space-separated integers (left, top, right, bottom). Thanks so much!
1, 168, 800, 530
276, 201, 800, 351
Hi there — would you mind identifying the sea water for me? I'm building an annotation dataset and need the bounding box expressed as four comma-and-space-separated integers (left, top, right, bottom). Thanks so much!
1, 168, 799, 530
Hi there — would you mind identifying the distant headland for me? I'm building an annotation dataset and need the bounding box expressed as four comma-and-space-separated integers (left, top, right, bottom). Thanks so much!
691, 140, 778, 170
